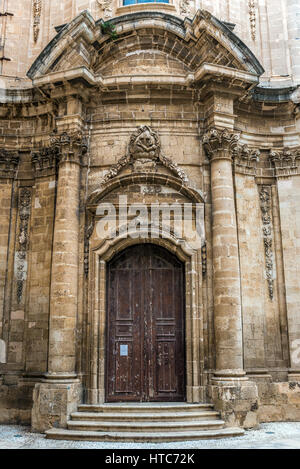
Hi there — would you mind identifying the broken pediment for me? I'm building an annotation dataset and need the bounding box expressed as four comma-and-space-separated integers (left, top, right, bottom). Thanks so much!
27, 10, 263, 92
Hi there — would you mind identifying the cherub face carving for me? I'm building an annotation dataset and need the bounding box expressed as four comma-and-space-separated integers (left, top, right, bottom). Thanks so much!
129, 126, 160, 161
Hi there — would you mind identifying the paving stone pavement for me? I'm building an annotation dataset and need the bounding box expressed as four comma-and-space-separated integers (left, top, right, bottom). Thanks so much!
0, 422, 299, 449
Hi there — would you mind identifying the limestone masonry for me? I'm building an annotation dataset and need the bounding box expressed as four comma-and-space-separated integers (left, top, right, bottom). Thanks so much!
0, 0, 300, 441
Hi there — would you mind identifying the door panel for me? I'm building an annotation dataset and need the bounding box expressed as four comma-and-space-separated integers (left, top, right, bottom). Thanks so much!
106, 244, 185, 402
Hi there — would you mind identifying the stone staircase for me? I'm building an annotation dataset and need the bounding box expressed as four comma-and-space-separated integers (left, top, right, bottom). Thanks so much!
45, 402, 245, 442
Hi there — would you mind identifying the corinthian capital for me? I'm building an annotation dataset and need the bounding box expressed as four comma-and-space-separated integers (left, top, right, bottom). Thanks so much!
50, 131, 88, 165
233, 144, 260, 167
269, 148, 300, 168
0, 150, 19, 178
202, 128, 240, 160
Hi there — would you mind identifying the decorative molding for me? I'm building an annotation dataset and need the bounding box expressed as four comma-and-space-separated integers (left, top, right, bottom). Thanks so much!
202, 128, 240, 160
102, 126, 189, 185
0, 150, 19, 178
259, 185, 274, 300
33, 0, 42, 43
96, 0, 113, 20
248, 0, 256, 41
16, 188, 31, 304
84, 216, 95, 277
50, 131, 88, 165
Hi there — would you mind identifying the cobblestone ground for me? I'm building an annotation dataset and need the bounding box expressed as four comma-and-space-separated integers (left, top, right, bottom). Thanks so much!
0, 422, 299, 449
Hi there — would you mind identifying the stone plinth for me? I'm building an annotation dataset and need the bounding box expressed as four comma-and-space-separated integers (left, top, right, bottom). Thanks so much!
208, 379, 259, 429
31, 377, 82, 432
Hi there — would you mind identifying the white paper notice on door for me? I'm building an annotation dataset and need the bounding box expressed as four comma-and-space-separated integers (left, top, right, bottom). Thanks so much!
120, 344, 128, 356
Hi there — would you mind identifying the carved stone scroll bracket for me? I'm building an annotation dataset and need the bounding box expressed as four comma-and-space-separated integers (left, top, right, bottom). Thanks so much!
259, 185, 274, 300
16, 188, 32, 304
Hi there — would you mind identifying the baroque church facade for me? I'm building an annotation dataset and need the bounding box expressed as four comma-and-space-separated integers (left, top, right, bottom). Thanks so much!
0, 0, 300, 439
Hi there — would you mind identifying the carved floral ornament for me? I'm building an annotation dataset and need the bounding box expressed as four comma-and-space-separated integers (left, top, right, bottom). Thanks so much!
202, 128, 260, 165
102, 126, 189, 185
269, 148, 300, 168
32, 131, 88, 172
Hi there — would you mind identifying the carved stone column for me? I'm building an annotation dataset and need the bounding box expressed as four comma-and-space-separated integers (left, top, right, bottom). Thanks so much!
203, 128, 259, 428
32, 132, 87, 431
203, 128, 245, 380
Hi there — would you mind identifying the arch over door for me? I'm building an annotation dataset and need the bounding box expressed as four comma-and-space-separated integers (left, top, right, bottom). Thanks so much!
106, 244, 186, 402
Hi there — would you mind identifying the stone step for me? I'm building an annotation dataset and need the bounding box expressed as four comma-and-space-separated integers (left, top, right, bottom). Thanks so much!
70, 410, 220, 421
77, 403, 214, 414
67, 419, 225, 432
46, 427, 245, 442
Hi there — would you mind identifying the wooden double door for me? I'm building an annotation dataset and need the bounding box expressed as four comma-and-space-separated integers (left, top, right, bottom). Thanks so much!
106, 244, 185, 402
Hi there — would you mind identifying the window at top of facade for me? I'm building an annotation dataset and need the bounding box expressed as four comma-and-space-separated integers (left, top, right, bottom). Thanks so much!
123, 0, 169, 5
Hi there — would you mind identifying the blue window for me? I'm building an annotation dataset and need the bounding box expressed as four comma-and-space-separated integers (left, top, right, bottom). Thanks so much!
123, 0, 169, 5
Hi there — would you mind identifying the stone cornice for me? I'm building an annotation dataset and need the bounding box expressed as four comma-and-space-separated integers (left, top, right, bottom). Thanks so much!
0, 150, 19, 178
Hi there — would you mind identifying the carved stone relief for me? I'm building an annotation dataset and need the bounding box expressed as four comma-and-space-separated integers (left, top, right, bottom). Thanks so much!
259, 185, 274, 300
16, 188, 31, 304
33, 0, 42, 43
102, 126, 189, 184
96, 0, 113, 20
248, 0, 256, 41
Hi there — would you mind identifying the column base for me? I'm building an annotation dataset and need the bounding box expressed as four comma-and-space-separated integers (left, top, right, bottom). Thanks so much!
211, 369, 248, 384
208, 373, 259, 429
31, 374, 82, 432
246, 369, 273, 383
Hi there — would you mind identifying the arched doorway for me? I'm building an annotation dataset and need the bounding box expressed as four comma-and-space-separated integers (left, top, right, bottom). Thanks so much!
105, 244, 186, 402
